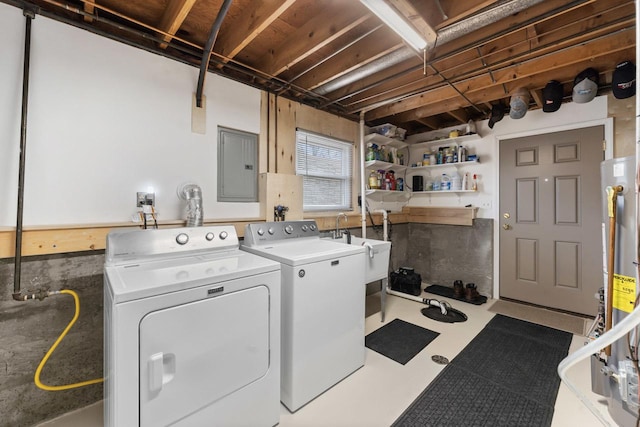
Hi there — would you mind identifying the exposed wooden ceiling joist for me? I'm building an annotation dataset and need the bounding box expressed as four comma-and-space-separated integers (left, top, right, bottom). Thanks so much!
156, 0, 198, 49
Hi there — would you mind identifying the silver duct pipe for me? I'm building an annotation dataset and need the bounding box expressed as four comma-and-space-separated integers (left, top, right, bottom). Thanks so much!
177, 183, 204, 227
315, 0, 545, 96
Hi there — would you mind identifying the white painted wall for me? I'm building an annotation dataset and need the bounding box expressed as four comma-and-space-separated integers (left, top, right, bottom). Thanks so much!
0, 3, 261, 227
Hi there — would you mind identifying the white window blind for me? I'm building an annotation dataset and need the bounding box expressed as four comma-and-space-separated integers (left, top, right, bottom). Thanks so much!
295, 129, 353, 211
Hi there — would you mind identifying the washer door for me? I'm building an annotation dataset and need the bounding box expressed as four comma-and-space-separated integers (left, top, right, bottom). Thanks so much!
139, 285, 270, 426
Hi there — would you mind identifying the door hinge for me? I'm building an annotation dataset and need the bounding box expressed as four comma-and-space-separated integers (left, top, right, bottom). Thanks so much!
602, 140, 606, 151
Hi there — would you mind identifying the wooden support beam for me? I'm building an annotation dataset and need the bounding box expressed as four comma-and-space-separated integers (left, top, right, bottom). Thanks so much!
446, 108, 468, 124
389, 0, 437, 44
530, 88, 544, 109
257, 10, 371, 76
215, 0, 297, 61
83, 0, 95, 23
415, 117, 440, 130
157, 0, 197, 49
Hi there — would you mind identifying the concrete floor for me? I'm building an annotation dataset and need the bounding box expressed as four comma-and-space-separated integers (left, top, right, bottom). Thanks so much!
38, 293, 615, 427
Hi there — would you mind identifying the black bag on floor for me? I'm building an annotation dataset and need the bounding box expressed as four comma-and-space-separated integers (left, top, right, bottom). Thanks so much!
390, 267, 422, 296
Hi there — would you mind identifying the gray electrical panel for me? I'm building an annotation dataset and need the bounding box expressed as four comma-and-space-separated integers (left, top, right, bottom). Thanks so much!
217, 127, 258, 202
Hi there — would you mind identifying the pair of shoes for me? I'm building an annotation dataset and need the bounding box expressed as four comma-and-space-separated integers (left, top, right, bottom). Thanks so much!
453, 280, 465, 298
465, 283, 480, 301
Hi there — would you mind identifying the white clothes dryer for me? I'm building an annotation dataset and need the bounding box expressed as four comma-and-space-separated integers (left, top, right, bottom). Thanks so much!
104, 225, 281, 427
242, 220, 365, 412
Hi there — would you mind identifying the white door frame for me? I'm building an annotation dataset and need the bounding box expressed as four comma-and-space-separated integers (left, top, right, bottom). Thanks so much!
492, 117, 614, 299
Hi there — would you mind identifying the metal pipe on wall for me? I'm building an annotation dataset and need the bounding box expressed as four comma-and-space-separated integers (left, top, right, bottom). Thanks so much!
196, 0, 233, 108
13, 8, 34, 301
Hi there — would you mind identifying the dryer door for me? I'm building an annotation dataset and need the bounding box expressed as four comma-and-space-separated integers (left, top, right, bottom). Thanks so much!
139, 285, 270, 426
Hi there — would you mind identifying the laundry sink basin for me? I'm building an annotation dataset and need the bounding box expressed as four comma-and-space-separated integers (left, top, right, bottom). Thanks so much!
325, 234, 391, 283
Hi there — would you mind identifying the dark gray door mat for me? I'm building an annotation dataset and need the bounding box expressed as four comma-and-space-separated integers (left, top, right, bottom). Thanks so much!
365, 319, 440, 365
392, 314, 573, 426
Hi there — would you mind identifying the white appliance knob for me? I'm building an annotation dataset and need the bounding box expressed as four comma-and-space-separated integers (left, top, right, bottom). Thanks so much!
219, 231, 228, 240
176, 233, 189, 245
284, 225, 294, 234
205, 232, 215, 241
257, 228, 265, 236
301, 225, 308, 231
268, 227, 275, 235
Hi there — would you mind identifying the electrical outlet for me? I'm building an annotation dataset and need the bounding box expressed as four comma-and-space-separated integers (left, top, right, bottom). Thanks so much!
480, 200, 492, 209
137, 192, 155, 207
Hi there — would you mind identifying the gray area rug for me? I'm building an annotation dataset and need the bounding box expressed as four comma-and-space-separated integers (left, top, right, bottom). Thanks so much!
365, 319, 440, 365
392, 314, 573, 426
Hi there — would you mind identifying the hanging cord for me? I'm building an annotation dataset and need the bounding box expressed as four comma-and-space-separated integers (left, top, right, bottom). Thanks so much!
34, 289, 104, 391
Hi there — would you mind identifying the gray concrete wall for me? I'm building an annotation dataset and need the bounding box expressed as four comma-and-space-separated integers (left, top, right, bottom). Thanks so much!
406, 219, 494, 298
0, 253, 104, 427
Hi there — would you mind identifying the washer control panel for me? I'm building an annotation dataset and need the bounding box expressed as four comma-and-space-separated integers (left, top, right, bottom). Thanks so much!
244, 220, 320, 246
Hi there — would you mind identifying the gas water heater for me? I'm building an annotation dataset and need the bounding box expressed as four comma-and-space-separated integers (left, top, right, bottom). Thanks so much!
590, 156, 639, 426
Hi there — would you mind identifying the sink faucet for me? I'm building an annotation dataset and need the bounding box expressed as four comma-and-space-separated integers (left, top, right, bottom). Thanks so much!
335, 213, 348, 239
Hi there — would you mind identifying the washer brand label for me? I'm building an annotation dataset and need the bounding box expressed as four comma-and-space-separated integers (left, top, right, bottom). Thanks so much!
207, 286, 224, 296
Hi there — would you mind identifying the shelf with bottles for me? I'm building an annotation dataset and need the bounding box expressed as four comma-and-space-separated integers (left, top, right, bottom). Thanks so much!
407, 159, 477, 171
411, 133, 481, 148
411, 189, 477, 195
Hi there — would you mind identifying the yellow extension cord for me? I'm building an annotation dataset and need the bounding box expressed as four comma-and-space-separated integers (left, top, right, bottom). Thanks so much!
34, 289, 104, 391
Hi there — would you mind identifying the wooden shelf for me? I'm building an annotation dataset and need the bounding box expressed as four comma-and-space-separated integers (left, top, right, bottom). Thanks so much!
403, 206, 478, 226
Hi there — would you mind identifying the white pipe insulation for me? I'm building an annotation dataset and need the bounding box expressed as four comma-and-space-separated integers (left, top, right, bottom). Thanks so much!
373, 209, 388, 241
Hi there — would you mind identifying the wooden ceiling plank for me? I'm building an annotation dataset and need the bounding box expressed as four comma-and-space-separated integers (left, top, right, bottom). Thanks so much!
446, 108, 468, 124
157, 0, 198, 49
370, 47, 634, 123
530, 88, 544, 108
416, 117, 440, 130
215, 0, 298, 60
363, 28, 633, 119
388, 0, 437, 44
259, 13, 371, 76
294, 39, 406, 90
491, 28, 635, 84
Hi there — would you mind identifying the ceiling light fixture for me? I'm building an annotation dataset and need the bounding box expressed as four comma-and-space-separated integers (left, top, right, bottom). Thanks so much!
360, 0, 427, 51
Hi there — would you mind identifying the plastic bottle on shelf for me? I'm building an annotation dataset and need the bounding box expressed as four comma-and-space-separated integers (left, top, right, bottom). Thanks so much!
472, 174, 478, 191
458, 146, 466, 162
441, 174, 451, 191
432, 177, 440, 191
366, 143, 376, 161
368, 171, 379, 189
452, 173, 462, 190
462, 172, 468, 190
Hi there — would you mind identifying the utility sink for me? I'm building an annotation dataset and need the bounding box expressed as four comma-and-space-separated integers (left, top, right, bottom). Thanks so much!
326, 234, 391, 284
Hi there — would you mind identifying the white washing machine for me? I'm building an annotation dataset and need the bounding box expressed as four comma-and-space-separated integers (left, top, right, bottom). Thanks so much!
241, 220, 366, 412
104, 225, 281, 427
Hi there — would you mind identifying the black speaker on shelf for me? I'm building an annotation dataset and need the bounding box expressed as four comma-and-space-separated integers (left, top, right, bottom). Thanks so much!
412, 175, 424, 192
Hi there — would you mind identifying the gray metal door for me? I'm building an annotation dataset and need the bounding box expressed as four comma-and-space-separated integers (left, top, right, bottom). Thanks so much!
499, 126, 603, 315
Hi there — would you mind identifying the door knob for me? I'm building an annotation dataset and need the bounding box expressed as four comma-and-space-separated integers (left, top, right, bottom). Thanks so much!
503, 213, 510, 219
503, 224, 511, 230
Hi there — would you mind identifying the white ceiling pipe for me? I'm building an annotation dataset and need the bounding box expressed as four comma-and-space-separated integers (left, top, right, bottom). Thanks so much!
314, 0, 546, 96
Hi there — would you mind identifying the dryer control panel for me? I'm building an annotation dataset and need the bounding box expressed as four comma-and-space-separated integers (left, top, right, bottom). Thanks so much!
106, 225, 238, 265
243, 220, 319, 246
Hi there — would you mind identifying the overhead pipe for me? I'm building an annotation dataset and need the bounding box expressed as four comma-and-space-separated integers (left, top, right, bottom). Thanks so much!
195, 0, 233, 108
314, 0, 547, 96
13, 9, 35, 302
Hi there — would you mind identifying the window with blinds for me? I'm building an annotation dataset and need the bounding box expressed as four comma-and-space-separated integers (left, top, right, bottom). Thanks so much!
295, 129, 353, 211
